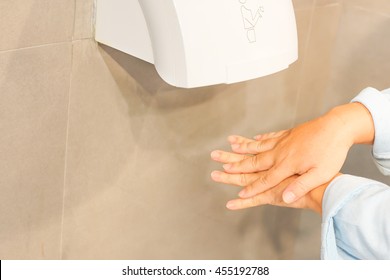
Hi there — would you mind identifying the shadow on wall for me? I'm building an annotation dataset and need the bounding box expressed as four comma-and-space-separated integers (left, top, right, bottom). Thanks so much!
97, 43, 305, 259
98, 44, 168, 94
98, 43, 232, 101
97, 43, 248, 151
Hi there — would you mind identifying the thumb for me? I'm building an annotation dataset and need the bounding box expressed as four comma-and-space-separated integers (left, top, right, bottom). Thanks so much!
282, 169, 322, 204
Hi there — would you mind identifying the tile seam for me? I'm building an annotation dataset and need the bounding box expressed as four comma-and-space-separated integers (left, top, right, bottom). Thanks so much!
58, 42, 76, 261
59, 0, 78, 259
0, 41, 71, 54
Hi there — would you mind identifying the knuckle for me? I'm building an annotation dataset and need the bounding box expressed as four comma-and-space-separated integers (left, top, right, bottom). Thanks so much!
259, 175, 269, 188
243, 155, 251, 161
250, 156, 258, 169
239, 174, 247, 186
294, 180, 308, 195
256, 141, 262, 152
249, 196, 260, 207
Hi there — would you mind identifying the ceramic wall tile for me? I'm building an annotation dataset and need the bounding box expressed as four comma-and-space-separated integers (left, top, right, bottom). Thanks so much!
0, 0, 75, 51
73, 0, 95, 40
60, 38, 309, 259
2, 0, 388, 260
324, 4, 390, 108
0, 43, 72, 259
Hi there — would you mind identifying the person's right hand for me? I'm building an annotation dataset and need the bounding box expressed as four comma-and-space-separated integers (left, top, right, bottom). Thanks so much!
214, 102, 375, 204
210, 150, 340, 213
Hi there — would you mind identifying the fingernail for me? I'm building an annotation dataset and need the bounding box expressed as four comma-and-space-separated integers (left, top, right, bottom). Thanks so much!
283, 192, 296, 204
238, 190, 248, 198
223, 164, 231, 170
211, 171, 221, 180
228, 136, 237, 143
226, 201, 236, 210
254, 135, 262, 140
210, 151, 221, 159
231, 144, 240, 150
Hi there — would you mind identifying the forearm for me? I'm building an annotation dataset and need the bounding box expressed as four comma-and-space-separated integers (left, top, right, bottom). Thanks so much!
352, 87, 390, 159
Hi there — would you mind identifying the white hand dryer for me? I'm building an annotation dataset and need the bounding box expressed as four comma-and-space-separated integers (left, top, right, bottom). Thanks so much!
95, 0, 298, 88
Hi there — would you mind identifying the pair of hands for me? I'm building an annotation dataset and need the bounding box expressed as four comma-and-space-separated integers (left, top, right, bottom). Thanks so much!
211, 102, 375, 213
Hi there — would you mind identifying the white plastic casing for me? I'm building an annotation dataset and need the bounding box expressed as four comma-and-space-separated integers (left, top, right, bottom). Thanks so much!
95, 0, 298, 88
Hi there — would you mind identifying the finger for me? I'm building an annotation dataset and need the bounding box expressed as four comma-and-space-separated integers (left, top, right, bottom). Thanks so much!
223, 151, 273, 174
226, 193, 272, 210
254, 130, 287, 141
231, 138, 277, 154
238, 166, 292, 198
210, 171, 260, 187
227, 176, 308, 210
227, 135, 254, 145
210, 150, 250, 164
282, 169, 322, 204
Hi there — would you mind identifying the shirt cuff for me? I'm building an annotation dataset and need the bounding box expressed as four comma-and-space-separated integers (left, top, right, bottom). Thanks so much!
321, 175, 368, 259
321, 174, 390, 260
374, 158, 390, 176
351, 87, 390, 159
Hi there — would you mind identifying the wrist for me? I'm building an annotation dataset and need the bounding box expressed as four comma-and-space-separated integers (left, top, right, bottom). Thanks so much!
307, 173, 342, 214
326, 103, 375, 146
306, 184, 327, 214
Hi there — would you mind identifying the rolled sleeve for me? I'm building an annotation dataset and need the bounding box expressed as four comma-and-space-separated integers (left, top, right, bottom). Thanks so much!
352, 87, 390, 174
321, 174, 390, 260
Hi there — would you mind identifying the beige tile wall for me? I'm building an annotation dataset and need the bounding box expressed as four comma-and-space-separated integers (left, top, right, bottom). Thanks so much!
0, 0, 389, 259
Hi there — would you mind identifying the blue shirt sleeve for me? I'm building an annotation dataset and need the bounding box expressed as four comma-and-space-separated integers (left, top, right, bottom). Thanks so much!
321, 174, 390, 260
321, 88, 390, 259
352, 87, 390, 175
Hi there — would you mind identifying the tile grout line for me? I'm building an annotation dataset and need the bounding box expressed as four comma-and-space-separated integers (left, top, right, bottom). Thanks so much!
59, 0, 78, 260
0, 41, 70, 54
58, 42, 74, 261
352, 4, 390, 19
290, 0, 318, 127
0, 38, 92, 55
